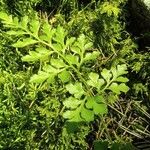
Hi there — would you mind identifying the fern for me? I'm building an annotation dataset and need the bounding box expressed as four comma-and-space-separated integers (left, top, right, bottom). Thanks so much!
0, 12, 129, 122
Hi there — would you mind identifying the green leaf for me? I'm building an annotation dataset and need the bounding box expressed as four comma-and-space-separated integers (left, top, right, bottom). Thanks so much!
22, 51, 40, 62
71, 45, 81, 54
77, 34, 86, 50
53, 25, 66, 46
12, 38, 38, 47
30, 71, 49, 83
87, 72, 105, 89
13, 17, 19, 25
98, 79, 105, 90
108, 83, 129, 94
111, 142, 135, 150
0, 12, 12, 22
43, 65, 61, 74
63, 97, 82, 109
71, 34, 87, 55
93, 96, 107, 115
94, 95, 105, 103
58, 70, 71, 83
0, 77, 5, 84
107, 94, 118, 104
87, 72, 99, 87
81, 107, 94, 122
22, 48, 52, 62
86, 97, 93, 109
42, 21, 55, 42
63, 100, 94, 122
6, 30, 26, 35
108, 83, 120, 94
30, 19, 40, 37
84, 42, 93, 50
67, 107, 94, 122
63, 107, 83, 122
0, 12, 14, 27
101, 68, 112, 82
89, 72, 99, 81
36, 47, 52, 55
93, 103, 107, 115
70, 34, 93, 57
47, 74, 55, 84
66, 82, 85, 99
116, 64, 128, 76
66, 54, 79, 65
21, 16, 28, 29
119, 83, 129, 93
52, 43, 63, 51
51, 59, 66, 68
66, 37, 76, 47
63, 95, 108, 122
63, 110, 75, 119
69, 113, 83, 122
83, 51, 100, 62
101, 3, 120, 17
115, 77, 129, 82
94, 140, 109, 150
86, 96, 108, 115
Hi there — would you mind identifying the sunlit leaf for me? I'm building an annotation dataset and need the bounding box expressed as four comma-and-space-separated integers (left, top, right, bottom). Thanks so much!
52, 43, 63, 51
30, 19, 40, 37
30, 71, 49, 83
93, 103, 107, 115
66, 37, 76, 47
87, 72, 105, 89
86, 96, 108, 115
0, 12, 9, 20
84, 42, 93, 50
81, 107, 94, 121
42, 21, 55, 42
66, 82, 85, 99
63, 97, 82, 109
58, 70, 71, 83
89, 72, 99, 81
83, 51, 100, 62
66, 54, 79, 65
51, 59, 66, 68
116, 64, 128, 76
108, 83, 129, 94
6, 30, 26, 35
47, 74, 55, 84
22, 51, 40, 62
12, 38, 38, 47
43, 65, 61, 74
22, 47, 52, 62
53, 25, 66, 46
119, 83, 129, 93
21, 16, 28, 29
101, 68, 112, 82
115, 77, 129, 82
108, 83, 120, 94
71, 46, 81, 54
63, 110, 75, 119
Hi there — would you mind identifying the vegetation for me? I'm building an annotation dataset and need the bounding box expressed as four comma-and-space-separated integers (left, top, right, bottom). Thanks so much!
0, 0, 149, 149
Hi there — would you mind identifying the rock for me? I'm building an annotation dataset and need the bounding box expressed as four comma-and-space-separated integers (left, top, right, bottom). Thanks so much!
128, 0, 150, 35
127, 0, 150, 49
143, 0, 150, 8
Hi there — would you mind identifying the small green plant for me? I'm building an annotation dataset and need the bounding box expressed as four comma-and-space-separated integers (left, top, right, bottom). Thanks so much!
0, 0, 150, 149
0, 12, 129, 122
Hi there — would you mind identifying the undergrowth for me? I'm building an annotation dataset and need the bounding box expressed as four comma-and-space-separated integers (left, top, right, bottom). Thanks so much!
0, 0, 149, 149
